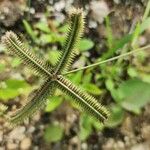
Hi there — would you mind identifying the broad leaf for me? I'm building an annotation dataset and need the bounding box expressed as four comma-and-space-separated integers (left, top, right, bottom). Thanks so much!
79, 114, 92, 141
45, 96, 63, 112
44, 124, 64, 142
0, 64, 6, 72
0, 79, 31, 101
106, 105, 124, 128
78, 38, 94, 51
35, 22, 51, 33
140, 17, 150, 33
114, 78, 150, 114
48, 50, 61, 66
23, 19, 37, 41
82, 83, 102, 95
102, 34, 132, 59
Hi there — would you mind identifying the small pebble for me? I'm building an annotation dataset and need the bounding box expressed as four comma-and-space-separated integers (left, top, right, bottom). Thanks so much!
114, 0, 121, 4
0, 131, 3, 143
33, 113, 41, 122
7, 142, 18, 150
28, 126, 35, 133
54, 1, 65, 12
139, 36, 147, 46
131, 143, 150, 150
90, 1, 110, 23
81, 143, 88, 150
141, 125, 150, 140
102, 138, 115, 149
8, 126, 26, 141
20, 137, 31, 150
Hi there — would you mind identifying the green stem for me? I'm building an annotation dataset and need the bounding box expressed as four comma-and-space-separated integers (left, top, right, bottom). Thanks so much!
143, 0, 150, 21
62, 45, 150, 75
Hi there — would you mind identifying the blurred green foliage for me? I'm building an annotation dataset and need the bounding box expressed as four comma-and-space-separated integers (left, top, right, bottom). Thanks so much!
0, 79, 32, 101
44, 123, 64, 142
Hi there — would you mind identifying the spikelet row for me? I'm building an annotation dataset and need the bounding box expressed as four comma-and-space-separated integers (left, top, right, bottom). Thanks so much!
9, 79, 55, 126
56, 75, 109, 122
55, 8, 85, 74
1, 31, 53, 79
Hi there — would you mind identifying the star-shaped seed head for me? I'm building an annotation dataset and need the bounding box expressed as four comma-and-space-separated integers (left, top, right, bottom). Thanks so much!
1, 8, 109, 126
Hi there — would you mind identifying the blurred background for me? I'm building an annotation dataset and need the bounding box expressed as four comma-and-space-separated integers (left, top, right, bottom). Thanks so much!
0, 0, 150, 149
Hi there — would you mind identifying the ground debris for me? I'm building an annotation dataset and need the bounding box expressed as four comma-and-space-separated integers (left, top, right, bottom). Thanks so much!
0, 0, 26, 27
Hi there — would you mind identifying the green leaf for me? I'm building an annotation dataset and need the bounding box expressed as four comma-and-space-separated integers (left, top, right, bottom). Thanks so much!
51, 33, 65, 44
35, 22, 51, 33
4, 79, 29, 89
131, 17, 150, 47
82, 83, 102, 95
39, 34, 52, 44
0, 79, 31, 101
0, 64, 6, 72
11, 57, 21, 68
127, 67, 138, 78
106, 105, 124, 128
140, 17, 150, 33
44, 124, 64, 142
143, 0, 150, 20
23, 19, 37, 41
58, 24, 69, 33
92, 119, 104, 131
105, 78, 115, 91
102, 17, 150, 59
48, 50, 61, 66
78, 39, 94, 51
105, 16, 114, 49
131, 23, 141, 48
69, 71, 83, 85
105, 79, 118, 100
79, 114, 92, 141
79, 113, 104, 141
0, 89, 20, 101
102, 34, 132, 59
83, 72, 92, 83
39, 33, 64, 45
115, 78, 150, 114
45, 96, 63, 112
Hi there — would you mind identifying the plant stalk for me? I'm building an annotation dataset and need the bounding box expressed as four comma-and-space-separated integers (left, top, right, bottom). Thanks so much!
63, 45, 150, 75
